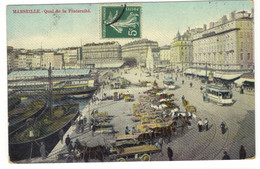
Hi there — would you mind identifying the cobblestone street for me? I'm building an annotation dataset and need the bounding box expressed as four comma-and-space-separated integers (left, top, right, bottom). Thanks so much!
22, 68, 255, 163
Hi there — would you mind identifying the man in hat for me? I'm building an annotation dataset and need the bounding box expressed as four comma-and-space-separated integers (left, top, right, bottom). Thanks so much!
167, 147, 173, 161
65, 135, 71, 147
204, 118, 209, 131
222, 151, 230, 160
197, 119, 203, 132
125, 126, 130, 135
239, 145, 246, 159
40, 142, 47, 160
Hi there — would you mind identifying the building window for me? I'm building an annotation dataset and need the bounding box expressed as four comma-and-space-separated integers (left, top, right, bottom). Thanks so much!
240, 53, 243, 60
247, 53, 250, 60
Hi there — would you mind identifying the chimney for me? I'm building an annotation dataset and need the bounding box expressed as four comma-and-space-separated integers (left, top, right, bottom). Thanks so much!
221, 15, 228, 23
203, 24, 207, 31
209, 22, 214, 29
230, 11, 235, 21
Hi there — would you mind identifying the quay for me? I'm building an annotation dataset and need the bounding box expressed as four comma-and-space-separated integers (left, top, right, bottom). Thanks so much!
15, 67, 255, 163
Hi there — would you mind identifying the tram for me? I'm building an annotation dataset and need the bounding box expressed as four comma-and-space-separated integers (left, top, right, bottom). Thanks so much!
163, 78, 176, 90
204, 85, 233, 105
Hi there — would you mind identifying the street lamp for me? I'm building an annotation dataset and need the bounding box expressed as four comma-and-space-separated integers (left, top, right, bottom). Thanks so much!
204, 62, 209, 102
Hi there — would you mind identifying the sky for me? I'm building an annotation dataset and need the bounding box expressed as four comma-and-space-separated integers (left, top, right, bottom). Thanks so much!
6, 0, 253, 49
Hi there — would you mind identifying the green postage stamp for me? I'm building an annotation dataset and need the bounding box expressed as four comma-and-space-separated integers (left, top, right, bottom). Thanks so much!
101, 4, 141, 38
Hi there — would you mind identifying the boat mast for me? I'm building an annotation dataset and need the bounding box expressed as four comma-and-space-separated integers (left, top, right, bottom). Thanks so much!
48, 63, 53, 117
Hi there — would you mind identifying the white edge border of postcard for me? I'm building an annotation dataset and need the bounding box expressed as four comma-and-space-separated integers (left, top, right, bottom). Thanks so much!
0, 0, 259, 169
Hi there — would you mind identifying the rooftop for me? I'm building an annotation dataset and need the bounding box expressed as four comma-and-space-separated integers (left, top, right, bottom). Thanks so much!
160, 45, 171, 50
8, 69, 91, 78
84, 42, 118, 46
123, 39, 158, 47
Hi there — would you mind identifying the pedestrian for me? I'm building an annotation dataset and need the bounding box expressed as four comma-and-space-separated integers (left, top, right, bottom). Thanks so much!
158, 137, 163, 154
181, 95, 185, 101
91, 124, 96, 136
190, 82, 193, 87
68, 141, 74, 154
220, 122, 226, 134
132, 127, 136, 135
197, 119, 203, 132
239, 145, 246, 159
58, 129, 64, 144
83, 116, 87, 126
79, 115, 84, 133
200, 86, 203, 91
75, 119, 79, 133
40, 142, 47, 160
222, 151, 230, 160
182, 80, 184, 84
125, 126, 130, 135
204, 118, 209, 131
167, 147, 173, 161
185, 111, 189, 120
65, 135, 71, 147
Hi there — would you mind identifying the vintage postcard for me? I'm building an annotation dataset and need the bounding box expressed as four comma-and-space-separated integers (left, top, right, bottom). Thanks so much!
6, 0, 255, 164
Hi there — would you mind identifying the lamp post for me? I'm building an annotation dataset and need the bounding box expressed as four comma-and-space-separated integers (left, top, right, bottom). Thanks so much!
204, 62, 209, 102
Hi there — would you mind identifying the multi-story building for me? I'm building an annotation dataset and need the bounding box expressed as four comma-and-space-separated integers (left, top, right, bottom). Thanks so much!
32, 55, 41, 69
82, 42, 122, 68
58, 47, 81, 69
192, 10, 254, 71
170, 31, 193, 71
160, 45, 171, 61
122, 39, 158, 67
7, 46, 15, 72
17, 53, 31, 70
42, 52, 63, 69
159, 45, 171, 68
146, 47, 160, 70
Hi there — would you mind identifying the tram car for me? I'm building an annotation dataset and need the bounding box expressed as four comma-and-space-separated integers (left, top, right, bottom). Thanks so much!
204, 85, 234, 105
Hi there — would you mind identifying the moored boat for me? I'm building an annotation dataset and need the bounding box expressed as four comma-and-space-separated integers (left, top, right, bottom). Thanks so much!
9, 102, 80, 161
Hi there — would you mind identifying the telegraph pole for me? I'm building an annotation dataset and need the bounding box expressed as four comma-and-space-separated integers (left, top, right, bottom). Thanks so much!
205, 62, 209, 102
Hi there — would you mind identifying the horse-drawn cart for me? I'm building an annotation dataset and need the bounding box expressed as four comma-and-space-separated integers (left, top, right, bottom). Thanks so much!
111, 145, 160, 161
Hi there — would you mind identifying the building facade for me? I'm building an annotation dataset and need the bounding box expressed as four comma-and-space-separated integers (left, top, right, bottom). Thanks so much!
160, 45, 171, 61
58, 47, 81, 69
82, 42, 122, 68
170, 31, 193, 71
31, 55, 41, 69
122, 39, 158, 67
7, 46, 15, 72
146, 47, 160, 70
192, 10, 254, 71
42, 52, 63, 69
17, 53, 34, 70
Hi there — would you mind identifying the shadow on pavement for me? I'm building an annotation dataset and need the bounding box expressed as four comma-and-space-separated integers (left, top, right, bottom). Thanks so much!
228, 110, 255, 159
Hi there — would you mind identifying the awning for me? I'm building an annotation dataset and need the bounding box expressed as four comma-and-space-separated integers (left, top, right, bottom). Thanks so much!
214, 72, 242, 80
184, 69, 193, 74
234, 78, 255, 86
94, 61, 124, 68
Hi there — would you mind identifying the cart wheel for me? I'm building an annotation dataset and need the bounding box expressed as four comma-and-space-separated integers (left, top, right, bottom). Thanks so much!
117, 158, 126, 162
140, 153, 151, 161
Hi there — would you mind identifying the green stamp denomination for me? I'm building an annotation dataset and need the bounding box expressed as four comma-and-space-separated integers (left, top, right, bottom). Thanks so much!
101, 5, 141, 38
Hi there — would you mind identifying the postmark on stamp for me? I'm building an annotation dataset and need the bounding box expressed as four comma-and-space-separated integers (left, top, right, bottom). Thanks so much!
101, 4, 141, 38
